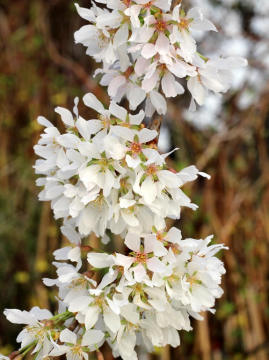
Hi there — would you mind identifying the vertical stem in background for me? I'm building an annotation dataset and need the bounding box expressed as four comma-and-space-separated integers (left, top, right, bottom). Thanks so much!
246, 286, 267, 360
150, 115, 162, 136
196, 313, 211, 360
0, 130, 9, 189
161, 345, 170, 360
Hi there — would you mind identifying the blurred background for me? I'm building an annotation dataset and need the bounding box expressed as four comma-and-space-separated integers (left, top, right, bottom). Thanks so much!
0, 0, 269, 359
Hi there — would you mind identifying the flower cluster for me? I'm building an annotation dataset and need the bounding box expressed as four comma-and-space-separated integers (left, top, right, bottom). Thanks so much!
5, 228, 226, 360
34, 95, 207, 238
74, 0, 247, 114
1, 1, 238, 359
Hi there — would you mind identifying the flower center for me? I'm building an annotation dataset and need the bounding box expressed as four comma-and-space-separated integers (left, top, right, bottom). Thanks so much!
146, 164, 158, 175
131, 142, 142, 154
135, 252, 147, 263
179, 18, 190, 30
123, 0, 131, 7
71, 345, 83, 356
155, 20, 167, 32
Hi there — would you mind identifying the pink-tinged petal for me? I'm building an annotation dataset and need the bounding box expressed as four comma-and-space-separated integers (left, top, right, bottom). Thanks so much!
141, 43, 157, 59
161, 73, 177, 97
187, 77, 206, 105
142, 70, 160, 93
133, 263, 147, 282
108, 76, 126, 97
125, 233, 141, 252
147, 257, 166, 273
155, 33, 170, 55
135, 57, 150, 76
149, 91, 167, 115
175, 81, 185, 95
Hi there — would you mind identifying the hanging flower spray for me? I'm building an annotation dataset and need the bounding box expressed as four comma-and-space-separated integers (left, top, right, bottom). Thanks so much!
2, 1, 247, 359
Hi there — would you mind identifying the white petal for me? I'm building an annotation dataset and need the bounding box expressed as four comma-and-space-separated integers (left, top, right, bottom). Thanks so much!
121, 210, 139, 227
68, 296, 91, 312
119, 198, 136, 209
61, 225, 81, 244
81, 330, 104, 346
149, 91, 167, 115
161, 73, 177, 97
125, 233, 141, 252
108, 76, 126, 97
60, 329, 77, 345
111, 125, 134, 141
129, 110, 145, 125
37, 116, 53, 128
104, 308, 121, 333
140, 176, 157, 204
68, 247, 81, 263
55, 107, 74, 127
83, 93, 105, 114
4, 309, 36, 325
147, 257, 166, 273
85, 306, 100, 330
138, 128, 157, 143
187, 77, 206, 105
166, 227, 182, 243
133, 263, 147, 282
128, 86, 146, 110
144, 237, 167, 256
74, 3, 95, 22
114, 23, 129, 47
87, 253, 114, 268
141, 43, 157, 59
56, 134, 80, 149
115, 254, 134, 269
155, 33, 170, 55
109, 101, 127, 121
